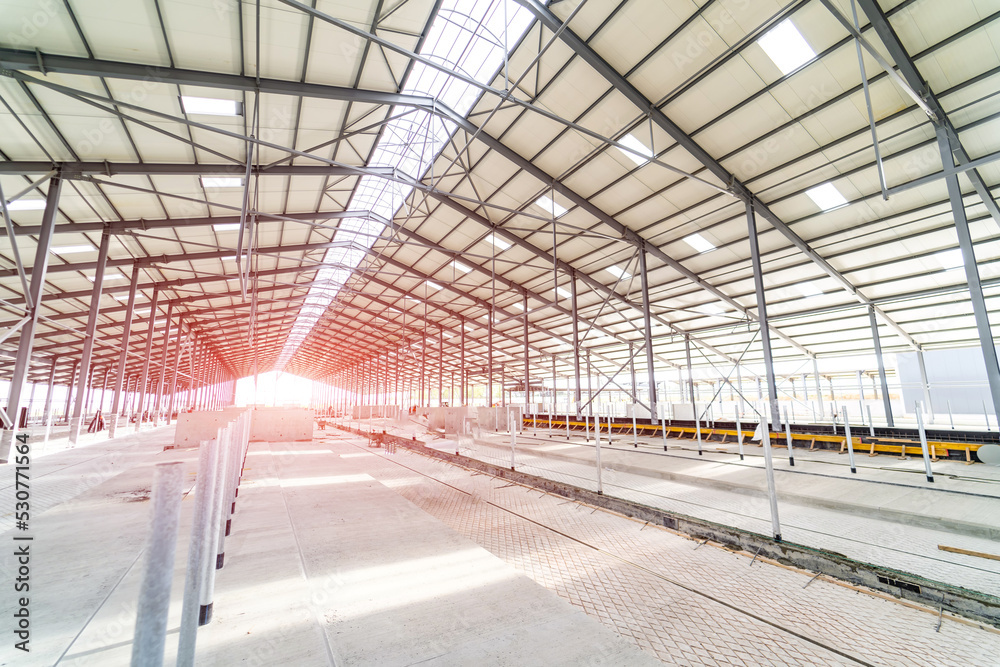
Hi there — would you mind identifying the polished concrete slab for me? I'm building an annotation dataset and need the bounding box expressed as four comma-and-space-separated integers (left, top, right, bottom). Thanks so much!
0, 424, 657, 666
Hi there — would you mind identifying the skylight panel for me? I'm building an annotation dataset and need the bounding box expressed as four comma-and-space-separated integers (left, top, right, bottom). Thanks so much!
452, 260, 473, 273
806, 183, 848, 211
273, 0, 534, 371
757, 19, 816, 75
426, 280, 444, 291
213, 223, 242, 231
606, 265, 631, 280
511, 302, 524, 311
486, 233, 511, 250
695, 303, 724, 315
556, 286, 572, 299
617, 134, 653, 166
201, 177, 243, 188
51, 245, 93, 254
797, 282, 824, 297
4, 199, 46, 211
89, 273, 126, 282
683, 233, 716, 254
936, 249, 964, 270
536, 195, 568, 218
180, 96, 242, 116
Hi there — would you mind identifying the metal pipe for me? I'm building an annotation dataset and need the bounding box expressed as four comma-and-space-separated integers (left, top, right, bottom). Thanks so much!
177, 437, 219, 664
130, 461, 185, 667
735, 406, 744, 460
915, 402, 935, 482
783, 406, 794, 467
842, 406, 857, 474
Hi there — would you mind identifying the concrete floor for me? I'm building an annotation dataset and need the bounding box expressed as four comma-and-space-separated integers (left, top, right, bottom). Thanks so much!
369, 417, 1000, 599
3, 422, 1000, 666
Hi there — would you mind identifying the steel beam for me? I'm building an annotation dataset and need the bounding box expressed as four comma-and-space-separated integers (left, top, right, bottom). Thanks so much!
855, 0, 1000, 228
515, 0, 918, 351
0, 48, 434, 107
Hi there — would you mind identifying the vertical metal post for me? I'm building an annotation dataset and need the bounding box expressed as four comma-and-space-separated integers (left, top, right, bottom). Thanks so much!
660, 382, 668, 451
938, 127, 1000, 419
915, 402, 934, 482
812, 359, 823, 422
917, 349, 934, 424
685, 336, 702, 455
487, 306, 493, 407
130, 461, 184, 667
594, 394, 603, 495
629, 343, 638, 447
570, 270, 582, 419
137, 289, 160, 427
550, 354, 556, 438
2, 175, 62, 461
758, 413, 783, 541
167, 318, 183, 424
783, 406, 794, 466
856, 370, 866, 428
42, 356, 57, 424
459, 317, 466, 405
523, 291, 529, 415
177, 436, 218, 666
868, 306, 894, 427
638, 245, 658, 411
735, 406, 744, 460
585, 350, 593, 442
153, 302, 174, 423
746, 201, 781, 426
188, 337, 197, 411
841, 406, 857, 474
64, 360, 78, 424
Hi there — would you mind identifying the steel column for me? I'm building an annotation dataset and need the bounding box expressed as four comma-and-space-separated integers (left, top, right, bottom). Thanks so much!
747, 201, 782, 426
570, 271, 582, 418
70, 226, 111, 443
42, 356, 58, 423
64, 360, 78, 423
136, 289, 160, 427
166, 318, 183, 423
1, 175, 62, 461
153, 303, 174, 422
869, 306, 894, 427
638, 246, 658, 413
523, 291, 529, 412
937, 127, 1000, 418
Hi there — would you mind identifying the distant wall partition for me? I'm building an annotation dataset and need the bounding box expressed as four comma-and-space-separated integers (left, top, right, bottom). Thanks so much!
173, 407, 313, 447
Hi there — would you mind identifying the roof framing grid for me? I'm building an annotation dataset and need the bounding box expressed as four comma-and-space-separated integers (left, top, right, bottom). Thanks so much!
0, 0, 996, 414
